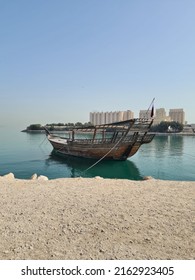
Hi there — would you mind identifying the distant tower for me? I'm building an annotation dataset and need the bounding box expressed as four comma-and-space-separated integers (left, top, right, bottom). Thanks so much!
89, 109, 134, 125
153, 108, 166, 124
169, 109, 185, 124
139, 110, 151, 119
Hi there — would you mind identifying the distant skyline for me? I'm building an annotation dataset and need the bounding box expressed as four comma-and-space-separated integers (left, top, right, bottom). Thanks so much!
90, 106, 188, 124
1, 0, 195, 128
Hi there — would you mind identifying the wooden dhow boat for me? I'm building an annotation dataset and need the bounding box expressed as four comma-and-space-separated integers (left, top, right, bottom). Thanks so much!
44, 117, 155, 161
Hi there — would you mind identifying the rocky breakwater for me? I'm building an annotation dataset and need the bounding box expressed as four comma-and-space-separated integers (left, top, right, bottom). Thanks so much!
1, 172, 49, 181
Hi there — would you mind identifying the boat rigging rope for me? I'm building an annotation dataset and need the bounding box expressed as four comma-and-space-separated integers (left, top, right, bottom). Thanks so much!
82, 135, 125, 173
83, 118, 141, 174
83, 100, 155, 174
39, 135, 47, 147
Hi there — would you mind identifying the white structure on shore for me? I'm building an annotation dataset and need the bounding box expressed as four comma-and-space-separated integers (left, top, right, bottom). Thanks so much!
89, 110, 134, 125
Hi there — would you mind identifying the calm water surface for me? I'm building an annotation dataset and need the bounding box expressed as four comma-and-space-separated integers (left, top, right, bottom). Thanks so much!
0, 127, 195, 181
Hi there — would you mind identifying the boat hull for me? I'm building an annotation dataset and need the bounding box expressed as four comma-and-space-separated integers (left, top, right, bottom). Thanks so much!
48, 134, 155, 161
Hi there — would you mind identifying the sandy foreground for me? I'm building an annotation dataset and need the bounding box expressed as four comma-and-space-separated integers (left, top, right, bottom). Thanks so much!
0, 175, 194, 260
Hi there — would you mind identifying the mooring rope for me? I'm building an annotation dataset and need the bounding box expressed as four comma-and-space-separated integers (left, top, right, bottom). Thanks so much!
82, 136, 125, 173
82, 118, 142, 173
39, 135, 47, 147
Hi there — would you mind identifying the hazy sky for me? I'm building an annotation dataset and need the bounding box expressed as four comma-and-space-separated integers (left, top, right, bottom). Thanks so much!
1, 0, 195, 128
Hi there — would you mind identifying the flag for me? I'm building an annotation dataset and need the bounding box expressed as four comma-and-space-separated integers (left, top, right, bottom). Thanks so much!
150, 105, 154, 118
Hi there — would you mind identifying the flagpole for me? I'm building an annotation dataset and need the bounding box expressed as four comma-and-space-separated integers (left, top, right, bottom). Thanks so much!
147, 98, 155, 111
146, 98, 155, 118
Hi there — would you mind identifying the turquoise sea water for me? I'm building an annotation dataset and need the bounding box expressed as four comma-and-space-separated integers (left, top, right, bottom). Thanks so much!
0, 127, 195, 181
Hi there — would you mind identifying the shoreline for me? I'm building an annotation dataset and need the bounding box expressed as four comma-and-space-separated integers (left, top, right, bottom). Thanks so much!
22, 129, 195, 136
0, 174, 195, 260
21, 127, 195, 136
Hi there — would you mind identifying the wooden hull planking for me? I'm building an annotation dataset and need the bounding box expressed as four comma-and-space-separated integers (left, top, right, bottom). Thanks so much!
48, 133, 155, 160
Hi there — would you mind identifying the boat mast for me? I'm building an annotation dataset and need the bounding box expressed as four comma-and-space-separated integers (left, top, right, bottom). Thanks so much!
92, 127, 97, 143
72, 130, 75, 141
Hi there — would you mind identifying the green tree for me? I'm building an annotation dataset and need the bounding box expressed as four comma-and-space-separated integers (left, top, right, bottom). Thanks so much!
84, 122, 93, 127
27, 124, 42, 130
150, 121, 183, 133
75, 122, 83, 127
170, 121, 183, 132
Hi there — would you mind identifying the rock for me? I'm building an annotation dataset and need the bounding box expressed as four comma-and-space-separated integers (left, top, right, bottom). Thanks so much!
30, 173, 38, 180
37, 175, 49, 181
143, 176, 154, 180
3, 250, 9, 254
95, 176, 103, 179
3, 173, 15, 180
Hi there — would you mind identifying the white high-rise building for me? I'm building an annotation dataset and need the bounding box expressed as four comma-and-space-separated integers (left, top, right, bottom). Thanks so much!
138, 107, 186, 125
139, 110, 151, 119
113, 111, 117, 123
123, 110, 134, 120
169, 109, 185, 124
108, 112, 113, 123
105, 112, 109, 124
89, 110, 134, 125
153, 108, 167, 124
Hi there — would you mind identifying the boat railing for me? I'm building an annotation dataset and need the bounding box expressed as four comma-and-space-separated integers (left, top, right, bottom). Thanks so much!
72, 133, 154, 145
73, 138, 113, 144
141, 134, 155, 143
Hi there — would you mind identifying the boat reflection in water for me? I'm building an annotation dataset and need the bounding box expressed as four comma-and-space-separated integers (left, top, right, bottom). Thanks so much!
46, 151, 142, 180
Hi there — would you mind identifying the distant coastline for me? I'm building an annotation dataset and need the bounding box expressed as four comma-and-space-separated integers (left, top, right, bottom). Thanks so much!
21, 129, 67, 134
22, 128, 195, 136
21, 120, 195, 136
21, 127, 74, 133
21, 122, 92, 133
153, 132, 195, 136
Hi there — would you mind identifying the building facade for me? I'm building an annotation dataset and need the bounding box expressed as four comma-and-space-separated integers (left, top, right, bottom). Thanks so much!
169, 109, 185, 124
89, 110, 134, 125
139, 110, 152, 119
139, 107, 185, 125
90, 108, 186, 126
153, 108, 171, 125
